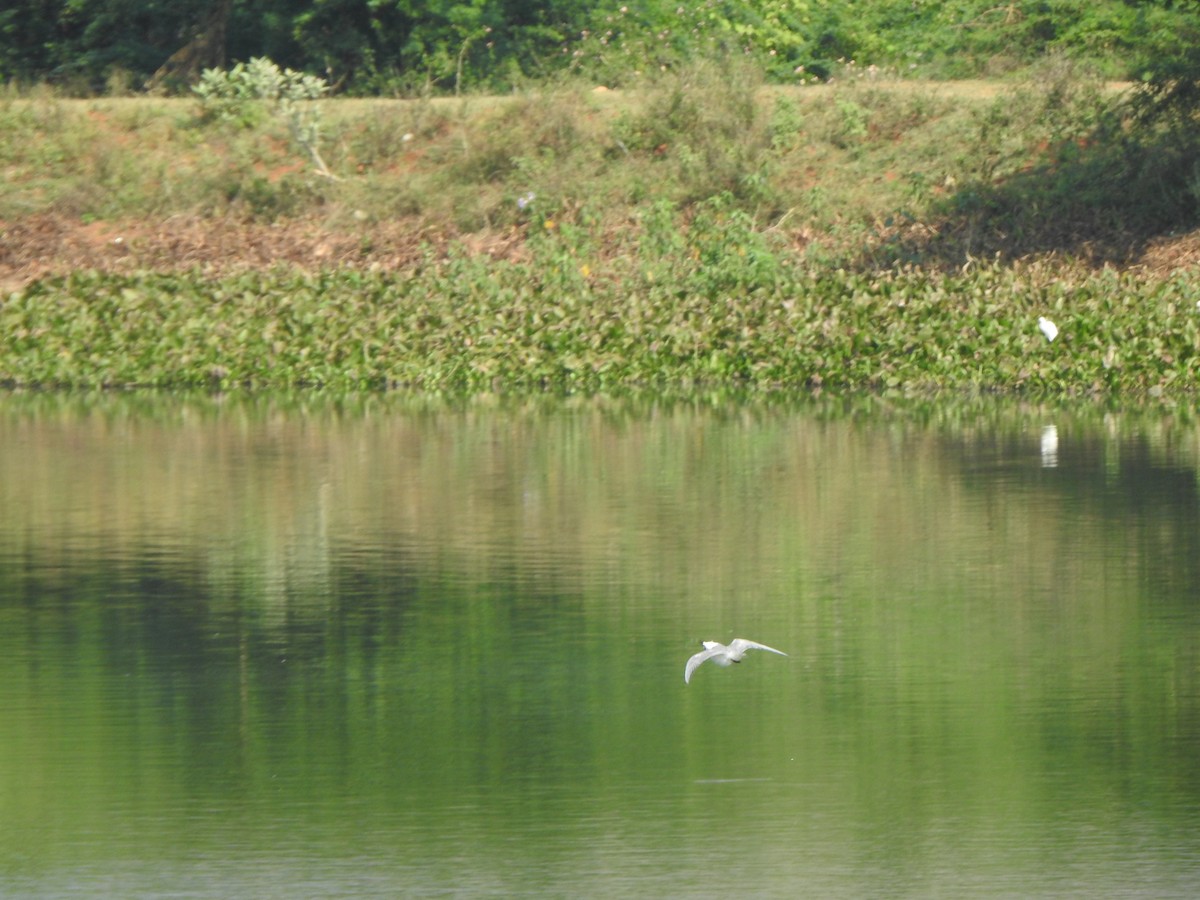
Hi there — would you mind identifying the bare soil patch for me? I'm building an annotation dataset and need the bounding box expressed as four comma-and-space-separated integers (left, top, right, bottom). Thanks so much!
1137, 230, 1200, 275
0, 215, 431, 290
3, 212, 1199, 296
0, 214, 466, 292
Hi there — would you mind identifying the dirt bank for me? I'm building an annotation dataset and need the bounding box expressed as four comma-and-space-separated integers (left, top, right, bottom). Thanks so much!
3, 212, 1199, 296
0, 214, 532, 293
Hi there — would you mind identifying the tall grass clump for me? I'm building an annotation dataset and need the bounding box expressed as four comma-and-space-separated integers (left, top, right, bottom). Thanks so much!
611, 58, 773, 207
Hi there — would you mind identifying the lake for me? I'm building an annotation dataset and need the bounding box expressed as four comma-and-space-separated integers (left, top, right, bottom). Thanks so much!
1, 392, 1198, 897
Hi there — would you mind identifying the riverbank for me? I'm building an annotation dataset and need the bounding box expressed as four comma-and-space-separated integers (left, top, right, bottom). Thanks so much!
2, 69, 1200, 396
6, 238, 1199, 396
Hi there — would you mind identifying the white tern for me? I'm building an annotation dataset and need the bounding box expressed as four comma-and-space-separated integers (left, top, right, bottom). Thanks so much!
684, 638, 788, 684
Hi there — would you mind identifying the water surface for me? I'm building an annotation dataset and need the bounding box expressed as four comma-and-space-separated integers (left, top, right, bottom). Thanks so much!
1, 393, 1198, 897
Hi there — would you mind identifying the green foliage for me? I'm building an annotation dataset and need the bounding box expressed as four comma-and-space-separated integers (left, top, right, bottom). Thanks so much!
194, 57, 328, 121
194, 57, 337, 179
0, 0, 212, 92
2, 1, 1198, 93
830, 97, 870, 146
1128, 3, 1200, 126
860, 56, 1200, 266
5, 213, 1200, 396
6, 9, 1200, 404
290, 0, 590, 94
2, 68, 1190, 258
610, 58, 773, 205
564, 1, 812, 86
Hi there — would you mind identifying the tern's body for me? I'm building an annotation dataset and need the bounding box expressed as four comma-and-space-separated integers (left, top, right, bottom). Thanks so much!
684, 638, 788, 684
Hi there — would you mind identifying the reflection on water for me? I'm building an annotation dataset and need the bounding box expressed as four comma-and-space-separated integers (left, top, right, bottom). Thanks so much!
1, 393, 1199, 897
1040, 424, 1058, 467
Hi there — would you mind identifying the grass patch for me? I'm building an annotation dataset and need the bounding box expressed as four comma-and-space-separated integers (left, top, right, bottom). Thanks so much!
0, 63, 1155, 255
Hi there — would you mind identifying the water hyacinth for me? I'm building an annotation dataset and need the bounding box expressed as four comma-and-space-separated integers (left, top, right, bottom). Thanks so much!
3, 218, 1200, 396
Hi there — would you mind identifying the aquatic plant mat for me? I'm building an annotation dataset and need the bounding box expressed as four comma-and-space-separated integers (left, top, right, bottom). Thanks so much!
5, 220, 1199, 395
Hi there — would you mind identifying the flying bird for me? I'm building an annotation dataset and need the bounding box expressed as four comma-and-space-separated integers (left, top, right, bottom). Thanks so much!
1038, 316, 1059, 342
684, 638, 788, 684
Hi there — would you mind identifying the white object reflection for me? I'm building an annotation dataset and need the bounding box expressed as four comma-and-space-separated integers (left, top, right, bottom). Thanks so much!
1041, 425, 1059, 468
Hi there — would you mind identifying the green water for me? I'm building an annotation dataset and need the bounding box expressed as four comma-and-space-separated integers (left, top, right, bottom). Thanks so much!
1, 394, 1198, 897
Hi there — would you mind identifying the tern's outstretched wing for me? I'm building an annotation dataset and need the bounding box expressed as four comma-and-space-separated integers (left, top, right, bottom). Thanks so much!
729, 638, 788, 657
684, 647, 723, 684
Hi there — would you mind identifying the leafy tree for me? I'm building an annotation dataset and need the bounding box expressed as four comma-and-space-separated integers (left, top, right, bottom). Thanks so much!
4, 0, 1200, 94
0, 1, 59, 81
290, 0, 592, 92
1, 0, 212, 88
1130, 0, 1200, 128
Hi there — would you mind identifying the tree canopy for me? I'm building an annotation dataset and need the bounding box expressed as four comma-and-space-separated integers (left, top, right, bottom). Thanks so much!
3, 0, 1200, 94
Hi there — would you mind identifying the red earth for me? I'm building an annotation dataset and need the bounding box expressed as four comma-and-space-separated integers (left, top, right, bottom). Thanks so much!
3, 212, 1199, 295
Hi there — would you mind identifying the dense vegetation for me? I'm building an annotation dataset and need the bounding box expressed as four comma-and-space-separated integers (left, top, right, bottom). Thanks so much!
3, 0, 1199, 94
4, 5, 1200, 396
6, 211, 1200, 395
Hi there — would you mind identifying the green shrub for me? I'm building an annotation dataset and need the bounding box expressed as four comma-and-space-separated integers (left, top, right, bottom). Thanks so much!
194, 57, 337, 179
